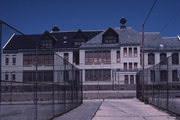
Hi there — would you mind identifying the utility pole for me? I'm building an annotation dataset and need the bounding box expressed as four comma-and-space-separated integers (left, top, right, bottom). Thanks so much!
141, 24, 145, 101
141, 0, 157, 101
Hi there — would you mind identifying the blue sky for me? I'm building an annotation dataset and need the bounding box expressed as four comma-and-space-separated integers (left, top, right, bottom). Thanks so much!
0, 0, 180, 37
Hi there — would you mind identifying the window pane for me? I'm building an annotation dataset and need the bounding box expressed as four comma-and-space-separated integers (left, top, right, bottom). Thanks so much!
129, 63, 132, 69
160, 70, 167, 81
134, 47, 137, 56
150, 70, 155, 82
103, 35, 117, 44
5, 58, 9, 65
12, 58, 16, 65
124, 63, 127, 69
148, 53, 155, 65
130, 75, 134, 84
85, 51, 111, 64
85, 69, 111, 81
124, 75, 128, 84
160, 53, 167, 65
64, 53, 69, 64
129, 48, 132, 56
172, 53, 179, 65
172, 70, 179, 82
123, 48, 127, 57
134, 63, 138, 69
117, 51, 120, 63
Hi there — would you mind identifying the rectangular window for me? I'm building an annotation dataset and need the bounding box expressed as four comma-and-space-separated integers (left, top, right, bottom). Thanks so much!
23, 71, 53, 82
12, 58, 16, 65
134, 47, 137, 56
94, 51, 98, 63
124, 63, 127, 70
23, 54, 53, 66
160, 70, 167, 82
64, 53, 69, 64
150, 70, 155, 82
116, 51, 120, 63
5, 73, 8, 80
44, 54, 53, 66
134, 63, 138, 69
63, 70, 69, 82
97, 51, 102, 63
103, 69, 111, 81
124, 75, 128, 84
5, 58, 9, 65
148, 53, 155, 65
73, 51, 80, 65
85, 51, 110, 64
38, 55, 44, 66
172, 70, 179, 82
123, 48, 127, 57
172, 53, 179, 65
85, 69, 111, 81
12, 73, 16, 81
129, 63, 132, 69
23, 54, 35, 66
85, 51, 92, 64
102, 51, 111, 64
130, 75, 134, 84
129, 47, 132, 57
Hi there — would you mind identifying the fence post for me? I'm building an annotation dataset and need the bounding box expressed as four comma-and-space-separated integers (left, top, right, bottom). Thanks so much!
34, 44, 38, 120
52, 52, 55, 117
166, 57, 169, 110
0, 21, 2, 105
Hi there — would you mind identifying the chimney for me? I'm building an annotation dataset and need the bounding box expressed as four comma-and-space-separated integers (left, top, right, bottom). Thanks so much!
120, 17, 127, 29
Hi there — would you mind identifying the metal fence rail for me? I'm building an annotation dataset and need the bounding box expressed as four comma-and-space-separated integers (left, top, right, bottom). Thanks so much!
0, 21, 83, 120
136, 56, 180, 116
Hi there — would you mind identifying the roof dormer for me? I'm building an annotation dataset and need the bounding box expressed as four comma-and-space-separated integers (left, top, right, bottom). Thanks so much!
73, 29, 87, 46
102, 27, 119, 44
40, 31, 57, 49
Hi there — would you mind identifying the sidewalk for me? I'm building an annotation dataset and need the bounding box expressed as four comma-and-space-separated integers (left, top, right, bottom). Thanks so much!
53, 100, 102, 120
53, 98, 177, 120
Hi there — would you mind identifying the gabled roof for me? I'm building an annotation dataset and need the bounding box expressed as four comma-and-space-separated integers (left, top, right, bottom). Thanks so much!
3, 27, 180, 52
81, 27, 141, 48
3, 30, 102, 51
81, 27, 180, 51
102, 27, 119, 37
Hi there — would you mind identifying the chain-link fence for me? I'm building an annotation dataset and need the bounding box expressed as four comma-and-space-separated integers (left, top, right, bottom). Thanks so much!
136, 56, 180, 115
0, 20, 83, 120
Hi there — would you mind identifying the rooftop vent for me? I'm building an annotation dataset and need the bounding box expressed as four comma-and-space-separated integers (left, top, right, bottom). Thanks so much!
52, 25, 60, 32
120, 17, 127, 29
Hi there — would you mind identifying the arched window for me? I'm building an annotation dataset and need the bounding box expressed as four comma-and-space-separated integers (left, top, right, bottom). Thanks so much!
172, 53, 179, 65
160, 53, 167, 65
148, 53, 155, 65
160, 70, 167, 82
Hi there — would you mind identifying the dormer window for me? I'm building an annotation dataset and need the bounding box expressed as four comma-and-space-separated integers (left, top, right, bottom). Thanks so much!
40, 31, 57, 49
102, 27, 119, 44
42, 39, 53, 48
103, 35, 118, 44
63, 40, 67, 44
74, 38, 86, 46
73, 29, 87, 46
